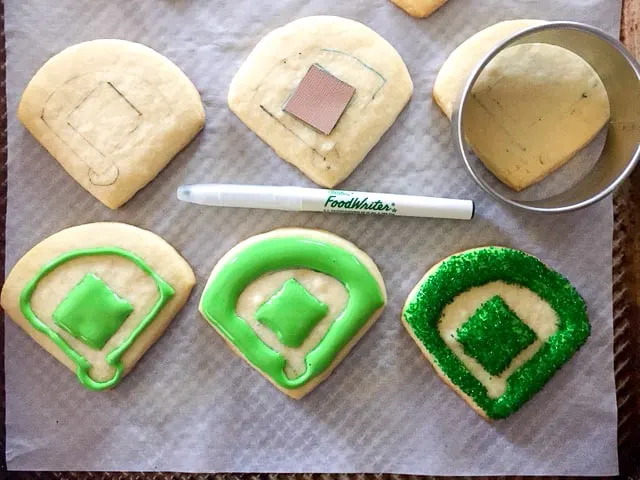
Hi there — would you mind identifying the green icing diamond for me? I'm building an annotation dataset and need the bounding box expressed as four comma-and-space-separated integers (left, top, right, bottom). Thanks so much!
456, 295, 537, 376
53, 273, 134, 350
256, 278, 329, 348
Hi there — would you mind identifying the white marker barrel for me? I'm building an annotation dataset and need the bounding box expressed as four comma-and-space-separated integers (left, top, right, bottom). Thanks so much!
177, 184, 474, 221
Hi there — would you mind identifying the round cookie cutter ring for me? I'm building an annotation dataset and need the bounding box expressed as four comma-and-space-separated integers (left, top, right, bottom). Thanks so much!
452, 22, 640, 213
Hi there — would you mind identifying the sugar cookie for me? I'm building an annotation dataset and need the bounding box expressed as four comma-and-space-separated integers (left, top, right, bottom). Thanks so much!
433, 20, 546, 119
389, 0, 449, 18
1, 223, 195, 390
433, 21, 610, 191
18, 40, 205, 208
402, 247, 590, 419
228, 16, 413, 188
199, 228, 387, 399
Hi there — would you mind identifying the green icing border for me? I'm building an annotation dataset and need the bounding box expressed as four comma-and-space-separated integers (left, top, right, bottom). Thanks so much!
200, 236, 385, 390
403, 247, 590, 419
20, 247, 175, 391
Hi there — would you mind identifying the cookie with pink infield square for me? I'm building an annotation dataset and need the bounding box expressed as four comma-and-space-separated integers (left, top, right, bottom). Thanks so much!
284, 64, 355, 135
228, 16, 413, 188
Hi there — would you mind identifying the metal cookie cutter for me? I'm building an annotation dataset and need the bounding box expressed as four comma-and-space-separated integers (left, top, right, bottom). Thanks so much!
452, 22, 640, 213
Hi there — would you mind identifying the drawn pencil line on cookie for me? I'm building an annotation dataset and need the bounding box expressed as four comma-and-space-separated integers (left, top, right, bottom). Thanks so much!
319, 49, 387, 100
470, 93, 529, 153
248, 44, 393, 168
20, 39, 205, 208
43, 79, 148, 180
105, 81, 144, 116
252, 50, 386, 116
259, 104, 328, 162
229, 16, 412, 188
433, 20, 609, 191
39, 113, 119, 186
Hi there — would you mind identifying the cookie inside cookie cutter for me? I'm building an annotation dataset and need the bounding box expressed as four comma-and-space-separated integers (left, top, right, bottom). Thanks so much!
453, 22, 640, 213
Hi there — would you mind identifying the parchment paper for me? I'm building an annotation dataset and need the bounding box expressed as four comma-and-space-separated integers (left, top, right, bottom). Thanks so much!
4, 0, 620, 474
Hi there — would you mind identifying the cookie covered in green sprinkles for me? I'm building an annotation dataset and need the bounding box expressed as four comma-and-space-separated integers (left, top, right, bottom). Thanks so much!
401, 246, 590, 420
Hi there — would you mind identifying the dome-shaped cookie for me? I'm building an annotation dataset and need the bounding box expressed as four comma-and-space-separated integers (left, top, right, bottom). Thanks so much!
228, 16, 413, 188
18, 40, 205, 208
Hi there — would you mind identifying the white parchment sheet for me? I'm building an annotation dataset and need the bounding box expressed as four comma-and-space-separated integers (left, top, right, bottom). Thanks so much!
4, 0, 620, 474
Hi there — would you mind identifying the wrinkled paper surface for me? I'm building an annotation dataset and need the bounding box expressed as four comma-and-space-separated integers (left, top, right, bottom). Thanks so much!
4, 0, 619, 474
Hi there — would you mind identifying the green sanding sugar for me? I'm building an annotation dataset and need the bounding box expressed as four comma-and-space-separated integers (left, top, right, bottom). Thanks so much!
403, 247, 590, 419
456, 295, 537, 376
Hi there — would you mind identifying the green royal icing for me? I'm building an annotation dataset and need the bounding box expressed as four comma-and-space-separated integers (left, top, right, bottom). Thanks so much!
256, 278, 329, 348
456, 295, 537, 376
20, 247, 175, 391
200, 236, 385, 390
53, 273, 134, 350
403, 247, 590, 419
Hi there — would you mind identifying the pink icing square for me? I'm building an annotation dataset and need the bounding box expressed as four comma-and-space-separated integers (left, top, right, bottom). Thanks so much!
284, 64, 355, 135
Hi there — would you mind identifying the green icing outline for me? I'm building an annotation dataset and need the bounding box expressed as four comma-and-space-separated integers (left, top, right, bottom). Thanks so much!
403, 247, 590, 419
20, 247, 175, 391
200, 236, 385, 390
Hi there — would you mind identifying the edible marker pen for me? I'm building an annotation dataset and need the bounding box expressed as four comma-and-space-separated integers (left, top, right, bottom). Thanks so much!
177, 184, 474, 220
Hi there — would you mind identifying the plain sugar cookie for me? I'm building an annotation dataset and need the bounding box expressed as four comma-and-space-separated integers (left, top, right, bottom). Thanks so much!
1, 223, 195, 390
228, 16, 413, 188
433, 20, 546, 119
402, 247, 590, 420
199, 228, 387, 399
18, 40, 205, 209
433, 21, 610, 191
389, 0, 449, 18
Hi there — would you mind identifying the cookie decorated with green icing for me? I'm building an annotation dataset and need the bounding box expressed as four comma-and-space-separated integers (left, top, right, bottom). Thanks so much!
199, 228, 387, 399
0, 222, 195, 390
402, 246, 590, 420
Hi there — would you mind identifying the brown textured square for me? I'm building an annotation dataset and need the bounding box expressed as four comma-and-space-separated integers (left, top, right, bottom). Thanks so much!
284, 64, 355, 135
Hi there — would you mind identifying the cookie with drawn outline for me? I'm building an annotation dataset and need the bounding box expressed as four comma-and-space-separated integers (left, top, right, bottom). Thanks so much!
0, 223, 195, 390
199, 228, 387, 399
432, 20, 610, 191
402, 247, 590, 419
389, 0, 449, 18
18, 40, 205, 209
228, 16, 413, 188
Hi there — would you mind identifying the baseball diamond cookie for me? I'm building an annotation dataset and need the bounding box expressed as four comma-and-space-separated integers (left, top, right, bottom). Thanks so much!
389, 0, 450, 18
18, 40, 205, 209
433, 20, 610, 191
199, 228, 387, 399
402, 247, 590, 419
228, 16, 413, 188
1, 223, 195, 390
